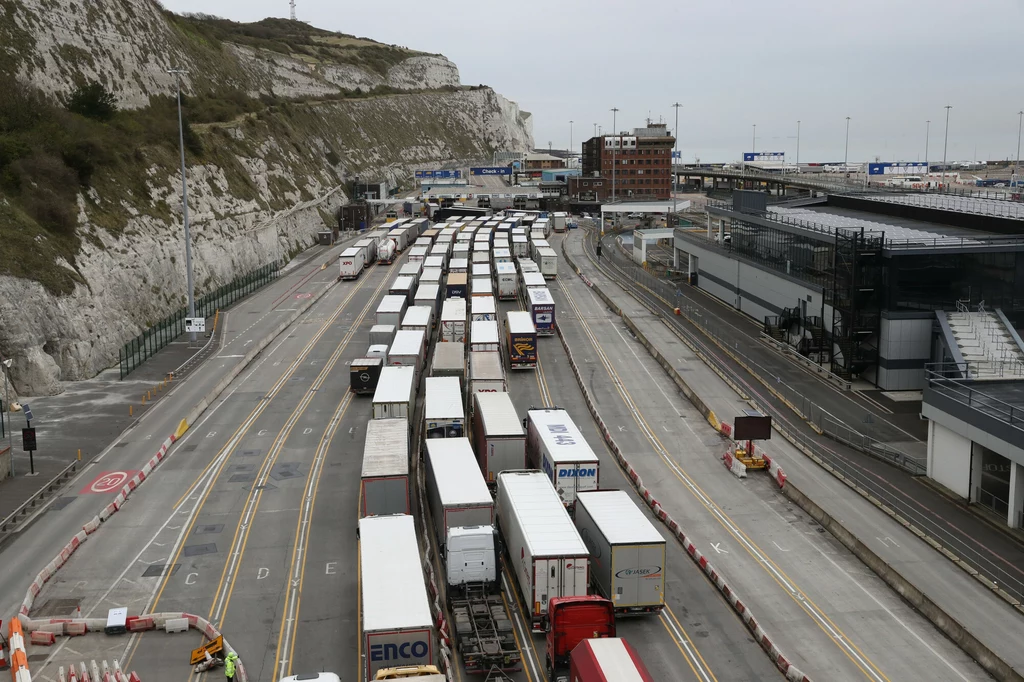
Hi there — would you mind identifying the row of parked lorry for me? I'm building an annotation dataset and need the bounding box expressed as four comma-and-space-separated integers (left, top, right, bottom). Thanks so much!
350, 213, 656, 681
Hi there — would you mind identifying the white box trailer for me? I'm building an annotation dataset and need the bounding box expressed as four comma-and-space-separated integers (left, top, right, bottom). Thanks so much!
425, 376, 465, 440
376, 295, 408, 328
388, 227, 410, 252
425, 438, 494, 550
520, 271, 546, 298
430, 242, 451, 259
471, 295, 496, 322
472, 392, 526, 485
453, 242, 471, 258
468, 351, 507, 397
401, 305, 434, 335
492, 248, 512, 266
354, 238, 378, 266
390, 275, 417, 305
470, 320, 500, 353
359, 514, 435, 679
415, 237, 433, 248
369, 324, 397, 348
518, 258, 539, 274
471, 277, 493, 299
526, 287, 556, 336
440, 298, 467, 343
449, 257, 469, 274
414, 283, 442, 319
388, 329, 427, 379
372, 366, 416, 419
536, 247, 558, 279
399, 261, 423, 282
512, 234, 529, 258
408, 245, 430, 262
431, 342, 465, 380
494, 262, 517, 300
495, 471, 590, 631
472, 263, 491, 280
472, 249, 490, 263
360, 418, 410, 517
424, 255, 446, 272
338, 247, 364, 280
526, 408, 599, 508
574, 490, 666, 614
420, 267, 443, 287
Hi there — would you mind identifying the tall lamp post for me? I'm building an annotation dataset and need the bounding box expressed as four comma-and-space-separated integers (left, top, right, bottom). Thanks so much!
941, 105, 952, 189
168, 68, 196, 345
844, 116, 851, 166
925, 120, 931, 171
796, 120, 801, 169
752, 124, 756, 153
672, 102, 682, 216
569, 120, 573, 167
2, 357, 12, 478
611, 107, 619, 202
1014, 110, 1023, 184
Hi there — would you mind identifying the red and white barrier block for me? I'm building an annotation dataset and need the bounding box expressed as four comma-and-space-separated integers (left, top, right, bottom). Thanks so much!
722, 450, 747, 479
761, 453, 788, 489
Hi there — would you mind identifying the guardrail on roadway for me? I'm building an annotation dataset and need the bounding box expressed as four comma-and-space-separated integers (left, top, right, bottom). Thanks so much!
575, 226, 1024, 608
0, 460, 77, 541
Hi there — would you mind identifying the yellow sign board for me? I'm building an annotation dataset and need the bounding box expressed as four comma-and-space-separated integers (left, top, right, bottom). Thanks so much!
190, 635, 224, 665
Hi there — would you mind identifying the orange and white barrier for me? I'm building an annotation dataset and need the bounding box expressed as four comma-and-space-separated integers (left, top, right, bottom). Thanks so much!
8, 619, 30, 682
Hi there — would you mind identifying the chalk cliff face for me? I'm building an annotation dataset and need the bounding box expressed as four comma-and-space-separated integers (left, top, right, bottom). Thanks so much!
0, 1, 533, 395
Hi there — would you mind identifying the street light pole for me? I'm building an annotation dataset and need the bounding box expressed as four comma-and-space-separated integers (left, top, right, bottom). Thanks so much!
611, 107, 619, 202
925, 120, 931, 171
844, 116, 851, 166
569, 120, 573, 167
672, 102, 682, 215
1015, 110, 1023, 183
2, 357, 12, 478
752, 124, 756, 153
168, 68, 196, 344
942, 105, 952, 189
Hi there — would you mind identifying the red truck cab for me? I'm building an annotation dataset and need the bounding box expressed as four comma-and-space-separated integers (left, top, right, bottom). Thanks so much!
545, 595, 615, 679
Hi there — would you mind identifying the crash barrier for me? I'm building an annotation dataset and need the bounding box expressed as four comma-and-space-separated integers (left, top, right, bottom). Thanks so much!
11, 275, 342, 682
722, 450, 747, 479
57, 658, 138, 682
555, 280, 810, 682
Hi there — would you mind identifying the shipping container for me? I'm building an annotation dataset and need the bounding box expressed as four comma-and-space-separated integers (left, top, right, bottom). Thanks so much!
414, 283, 442, 320
425, 438, 494, 551
440, 298, 468, 343
431, 342, 465, 380
445, 272, 468, 299
470, 320, 500, 353
494, 262, 518, 300
526, 287, 556, 336
495, 471, 590, 631
408, 245, 430, 263
372, 366, 416, 419
350, 357, 384, 395
472, 392, 526, 485
388, 329, 427, 379
401, 305, 434, 335
471, 295, 496, 322
376, 295, 408, 328
389, 276, 417, 305
354, 238, 378, 266
338, 247, 364, 280
526, 409, 599, 508
360, 418, 410, 517
425, 377, 465, 440
369, 324, 397, 348
574, 491, 666, 613
570, 638, 654, 682
471, 277, 494, 299
536, 247, 558, 279
468, 351, 507, 397
359, 514, 435, 679
449, 258, 469, 274
505, 311, 537, 369
420, 267, 443, 288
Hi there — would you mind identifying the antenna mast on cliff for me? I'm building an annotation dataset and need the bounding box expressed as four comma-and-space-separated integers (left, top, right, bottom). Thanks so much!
289, 0, 296, 20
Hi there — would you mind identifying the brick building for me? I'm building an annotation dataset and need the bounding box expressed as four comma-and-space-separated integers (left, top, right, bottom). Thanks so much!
568, 175, 611, 201
581, 122, 675, 200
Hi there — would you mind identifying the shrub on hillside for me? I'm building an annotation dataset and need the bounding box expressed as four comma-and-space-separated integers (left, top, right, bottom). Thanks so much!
64, 81, 118, 121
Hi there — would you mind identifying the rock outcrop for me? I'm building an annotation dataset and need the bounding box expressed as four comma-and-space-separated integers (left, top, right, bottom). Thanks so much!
0, 1, 533, 395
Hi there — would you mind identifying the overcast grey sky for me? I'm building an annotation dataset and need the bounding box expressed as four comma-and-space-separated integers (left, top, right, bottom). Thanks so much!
160, 0, 1022, 164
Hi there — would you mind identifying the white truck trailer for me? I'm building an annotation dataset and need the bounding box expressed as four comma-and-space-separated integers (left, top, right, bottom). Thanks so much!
495, 471, 590, 632
471, 295, 496, 322
375, 295, 408, 328
468, 351, 507, 398
401, 305, 434, 335
472, 392, 526, 486
369, 324, 396, 348
372, 366, 416, 419
425, 438, 493, 550
471, 277, 494, 299
360, 418, 410, 517
494, 262, 518, 300
359, 514, 435, 679
440, 298, 467, 343
431, 342, 465, 381
525, 408, 599, 508
535, 246, 558, 279
338, 247, 365, 280
425, 376, 465, 440
574, 490, 666, 614
470, 320, 500, 352
388, 329, 427, 380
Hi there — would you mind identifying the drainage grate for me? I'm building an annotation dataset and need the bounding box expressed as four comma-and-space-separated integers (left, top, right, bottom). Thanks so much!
241, 449, 261, 457
49, 496, 77, 511
196, 524, 224, 535
182, 543, 218, 557
142, 563, 181, 578
270, 463, 302, 481
229, 473, 256, 483
182, 444, 198, 453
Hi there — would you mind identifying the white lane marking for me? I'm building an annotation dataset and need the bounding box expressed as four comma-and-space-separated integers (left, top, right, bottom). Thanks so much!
660, 611, 714, 682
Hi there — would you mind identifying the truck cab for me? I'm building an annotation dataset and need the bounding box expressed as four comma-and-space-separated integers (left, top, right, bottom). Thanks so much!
445, 526, 499, 593
545, 595, 616, 680
374, 665, 444, 680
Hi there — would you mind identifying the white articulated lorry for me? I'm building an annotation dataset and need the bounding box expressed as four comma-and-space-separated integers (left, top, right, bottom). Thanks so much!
472, 391, 526, 486
360, 418, 410, 517
372, 366, 416, 419
424, 438, 493, 550
525, 409, 599, 509
495, 471, 590, 632
574, 490, 666, 614
424, 376, 465, 440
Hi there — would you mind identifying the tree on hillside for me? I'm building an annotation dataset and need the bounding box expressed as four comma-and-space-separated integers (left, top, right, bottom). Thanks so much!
64, 81, 118, 121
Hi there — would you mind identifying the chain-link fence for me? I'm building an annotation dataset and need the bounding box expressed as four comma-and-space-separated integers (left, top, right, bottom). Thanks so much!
119, 262, 280, 379
579, 225, 1024, 604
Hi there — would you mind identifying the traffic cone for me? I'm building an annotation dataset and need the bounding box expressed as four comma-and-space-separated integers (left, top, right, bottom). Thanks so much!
73, 605, 82, 620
